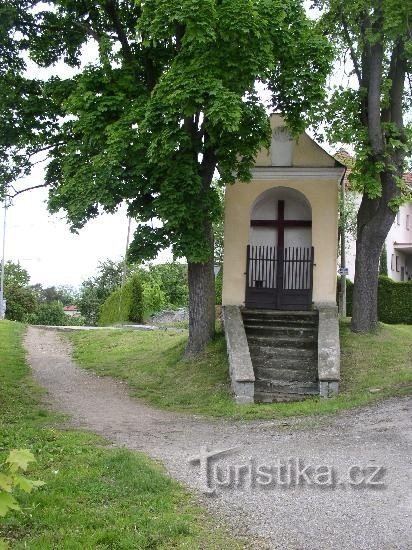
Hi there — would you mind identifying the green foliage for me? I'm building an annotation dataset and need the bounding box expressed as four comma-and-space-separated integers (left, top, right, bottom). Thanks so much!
342, 276, 412, 324
99, 275, 141, 326
318, 0, 412, 201
0, 448, 44, 522
30, 284, 77, 306
377, 277, 412, 324
4, 284, 36, 322
99, 272, 167, 326
77, 259, 124, 325
141, 280, 166, 319
3, 261, 30, 287
146, 262, 188, 308
0, 0, 332, 265
25, 301, 81, 326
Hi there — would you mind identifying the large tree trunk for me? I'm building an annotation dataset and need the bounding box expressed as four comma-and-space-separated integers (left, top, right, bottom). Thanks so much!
185, 255, 215, 357
350, 25, 406, 333
184, 136, 217, 357
351, 183, 398, 332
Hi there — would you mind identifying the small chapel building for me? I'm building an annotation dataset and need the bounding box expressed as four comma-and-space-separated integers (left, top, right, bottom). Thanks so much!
222, 114, 345, 404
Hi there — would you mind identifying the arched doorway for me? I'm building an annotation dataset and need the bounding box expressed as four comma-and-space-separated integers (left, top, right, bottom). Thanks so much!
246, 187, 314, 310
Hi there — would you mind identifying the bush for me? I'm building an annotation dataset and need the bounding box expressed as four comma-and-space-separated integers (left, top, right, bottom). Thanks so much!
146, 263, 188, 308
338, 276, 412, 324
99, 274, 166, 326
4, 284, 37, 321
377, 276, 412, 324
25, 301, 81, 326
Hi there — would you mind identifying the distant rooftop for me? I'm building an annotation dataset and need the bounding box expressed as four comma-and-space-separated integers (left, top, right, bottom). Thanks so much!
63, 304, 79, 311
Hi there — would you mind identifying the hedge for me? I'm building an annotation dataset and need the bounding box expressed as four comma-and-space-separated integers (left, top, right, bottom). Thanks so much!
99, 274, 166, 326
377, 277, 412, 324
338, 276, 412, 324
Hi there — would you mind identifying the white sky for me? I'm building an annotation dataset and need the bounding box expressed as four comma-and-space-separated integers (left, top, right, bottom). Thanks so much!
1, 8, 356, 289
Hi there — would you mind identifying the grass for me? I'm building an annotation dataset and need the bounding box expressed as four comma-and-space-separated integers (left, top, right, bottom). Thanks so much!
0, 321, 247, 549
70, 320, 412, 420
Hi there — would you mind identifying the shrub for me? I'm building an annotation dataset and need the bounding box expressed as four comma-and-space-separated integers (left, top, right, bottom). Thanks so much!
25, 301, 78, 326
338, 276, 411, 324
99, 274, 166, 326
377, 276, 412, 324
146, 263, 188, 308
4, 284, 37, 322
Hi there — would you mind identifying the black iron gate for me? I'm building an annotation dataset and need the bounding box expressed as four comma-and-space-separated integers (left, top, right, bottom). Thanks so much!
245, 245, 314, 310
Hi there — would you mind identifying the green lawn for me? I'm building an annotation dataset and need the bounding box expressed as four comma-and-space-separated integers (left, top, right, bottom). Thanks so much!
71, 320, 412, 420
0, 321, 246, 549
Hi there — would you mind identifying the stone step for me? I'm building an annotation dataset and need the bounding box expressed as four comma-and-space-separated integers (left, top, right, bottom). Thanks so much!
248, 345, 317, 359
242, 309, 318, 322
254, 392, 311, 403
252, 360, 317, 374
247, 335, 317, 349
242, 316, 317, 328
255, 378, 319, 395
254, 366, 318, 382
244, 324, 317, 338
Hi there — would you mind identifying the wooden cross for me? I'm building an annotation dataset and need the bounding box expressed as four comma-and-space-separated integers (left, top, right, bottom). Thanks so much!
250, 200, 312, 247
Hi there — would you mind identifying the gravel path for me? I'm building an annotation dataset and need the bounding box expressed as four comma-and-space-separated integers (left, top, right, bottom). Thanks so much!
25, 326, 411, 550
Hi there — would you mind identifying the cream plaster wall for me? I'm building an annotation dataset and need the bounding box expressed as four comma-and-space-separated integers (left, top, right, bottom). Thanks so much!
222, 114, 343, 308
222, 177, 340, 306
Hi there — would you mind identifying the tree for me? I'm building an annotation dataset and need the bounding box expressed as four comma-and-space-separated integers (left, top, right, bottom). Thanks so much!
4, 284, 37, 321
1, 1, 332, 354
2, 261, 36, 320
77, 259, 124, 325
30, 283, 77, 305
4, 261, 30, 287
318, 0, 412, 331
147, 263, 188, 308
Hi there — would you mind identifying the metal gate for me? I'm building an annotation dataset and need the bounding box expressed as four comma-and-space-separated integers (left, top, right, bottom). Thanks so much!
245, 245, 314, 310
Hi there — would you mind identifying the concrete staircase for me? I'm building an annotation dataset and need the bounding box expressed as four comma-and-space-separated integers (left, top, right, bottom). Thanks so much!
241, 309, 319, 403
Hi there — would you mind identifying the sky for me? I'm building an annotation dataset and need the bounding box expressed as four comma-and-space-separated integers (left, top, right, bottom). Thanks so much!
1, 6, 355, 290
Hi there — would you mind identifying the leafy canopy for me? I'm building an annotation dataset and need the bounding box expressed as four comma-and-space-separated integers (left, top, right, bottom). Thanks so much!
317, 0, 412, 203
0, 0, 332, 264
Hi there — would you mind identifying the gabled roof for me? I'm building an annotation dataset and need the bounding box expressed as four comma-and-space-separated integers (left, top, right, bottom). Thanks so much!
254, 114, 345, 169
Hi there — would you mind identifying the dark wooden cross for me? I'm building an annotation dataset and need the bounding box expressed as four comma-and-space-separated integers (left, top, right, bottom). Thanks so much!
250, 199, 311, 247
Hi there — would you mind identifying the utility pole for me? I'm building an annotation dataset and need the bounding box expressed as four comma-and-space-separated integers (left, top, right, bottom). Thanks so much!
0, 194, 8, 319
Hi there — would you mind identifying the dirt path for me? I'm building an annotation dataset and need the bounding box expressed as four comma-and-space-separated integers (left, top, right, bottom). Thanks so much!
25, 326, 411, 550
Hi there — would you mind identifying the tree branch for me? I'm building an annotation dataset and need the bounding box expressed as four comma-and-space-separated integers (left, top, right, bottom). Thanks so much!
388, 39, 407, 127
9, 183, 50, 199
102, 0, 134, 64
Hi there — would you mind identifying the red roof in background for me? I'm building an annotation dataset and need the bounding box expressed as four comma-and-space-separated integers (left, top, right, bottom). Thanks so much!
63, 304, 78, 311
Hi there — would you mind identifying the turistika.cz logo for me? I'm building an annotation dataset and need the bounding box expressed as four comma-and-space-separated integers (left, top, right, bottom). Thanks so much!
188, 446, 387, 495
